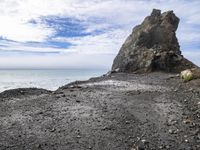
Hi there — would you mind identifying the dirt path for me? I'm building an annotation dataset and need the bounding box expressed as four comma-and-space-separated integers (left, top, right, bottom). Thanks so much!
0, 72, 199, 150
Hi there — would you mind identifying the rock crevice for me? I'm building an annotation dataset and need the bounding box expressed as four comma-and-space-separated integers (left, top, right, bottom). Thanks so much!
112, 9, 196, 73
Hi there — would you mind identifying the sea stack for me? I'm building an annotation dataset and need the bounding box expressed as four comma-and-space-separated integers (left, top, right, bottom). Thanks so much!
112, 9, 196, 73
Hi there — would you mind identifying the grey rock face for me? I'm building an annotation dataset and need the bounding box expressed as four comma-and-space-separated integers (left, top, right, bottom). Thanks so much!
112, 9, 196, 73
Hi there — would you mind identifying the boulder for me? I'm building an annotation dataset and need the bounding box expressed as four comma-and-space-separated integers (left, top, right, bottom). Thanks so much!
112, 9, 197, 73
181, 69, 193, 81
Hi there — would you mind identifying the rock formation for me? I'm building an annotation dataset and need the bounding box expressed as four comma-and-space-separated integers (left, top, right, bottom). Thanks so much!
112, 9, 197, 73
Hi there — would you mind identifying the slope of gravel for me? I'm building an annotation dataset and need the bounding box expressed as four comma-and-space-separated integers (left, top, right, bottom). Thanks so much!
0, 72, 199, 150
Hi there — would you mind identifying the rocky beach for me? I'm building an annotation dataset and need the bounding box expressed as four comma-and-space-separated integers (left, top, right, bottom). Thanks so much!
0, 9, 200, 150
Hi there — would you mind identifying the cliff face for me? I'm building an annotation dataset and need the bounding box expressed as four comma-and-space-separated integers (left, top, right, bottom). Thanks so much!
112, 9, 196, 73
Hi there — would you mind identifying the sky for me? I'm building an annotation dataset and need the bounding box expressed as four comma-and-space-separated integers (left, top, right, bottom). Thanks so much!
0, 0, 200, 69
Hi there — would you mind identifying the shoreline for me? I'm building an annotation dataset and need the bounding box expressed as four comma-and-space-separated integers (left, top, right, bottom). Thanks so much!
0, 68, 108, 94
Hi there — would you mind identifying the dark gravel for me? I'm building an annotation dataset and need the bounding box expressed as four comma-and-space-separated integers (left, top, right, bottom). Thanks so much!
0, 72, 199, 150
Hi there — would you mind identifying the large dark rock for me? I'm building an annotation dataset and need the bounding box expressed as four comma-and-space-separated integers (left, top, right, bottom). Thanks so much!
112, 9, 197, 73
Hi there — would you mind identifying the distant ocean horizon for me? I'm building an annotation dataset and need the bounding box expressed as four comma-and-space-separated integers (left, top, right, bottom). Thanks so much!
0, 69, 109, 92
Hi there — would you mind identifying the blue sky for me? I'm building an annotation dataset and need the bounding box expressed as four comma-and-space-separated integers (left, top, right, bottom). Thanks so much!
0, 0, 200, 69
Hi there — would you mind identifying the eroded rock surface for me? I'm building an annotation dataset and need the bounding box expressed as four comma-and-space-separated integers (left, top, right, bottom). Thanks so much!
112, 9, 196, 73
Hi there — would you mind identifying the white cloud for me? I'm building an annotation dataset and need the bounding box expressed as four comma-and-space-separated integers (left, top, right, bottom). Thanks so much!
0, 0, 199, 42
53, 29, 129, 54
0, 0, 200, 68
0, 28, 128, 54
0, 16, 54, 42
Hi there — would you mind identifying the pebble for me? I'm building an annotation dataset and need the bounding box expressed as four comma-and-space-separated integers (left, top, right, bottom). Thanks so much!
184, 139, 189, 143
50, 128, 56, 132
37, 144, 42, 148
20, 90, 25, 94
166, 145, 170, 149
183, 119, 191, 124
55, 95, 61, 98
136, 145, 145, 150
125, 121, 130, 124
76, 100, 81, 103
189, 88, 193, 91
167, 119, 177, 126
168, 129, 173, 134
141, 139, 148, 144
174, 89, 178, 92
37, 111, 43, 115
168, 129, 179, 134
159, 146, 163, 149
61, 94, 65, 97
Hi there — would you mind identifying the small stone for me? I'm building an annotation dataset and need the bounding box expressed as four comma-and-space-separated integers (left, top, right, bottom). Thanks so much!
50, 128, 56, 132
174, 129, 179, 134
141, 139, 148, 144
159, 146, 163, 149
166, 145, 170, 149
55, 95, 61, 98
76, 135, 81, 138
168, 129, 178, 134
184, 139, 189, 143
76, 100, 81, 103
136, 137, 141, 140
189, 88, 193, 91
167, 119, 177, 125
183, 119, 192, 124
136, 145, 145, 150
168, 129, 173, 134
174, 88, 178, 92
38, 111, 43, 115
37, 144, 42, 148
20, 90, 25, 94
61, 94, 66, 97
111, 68, 120, 73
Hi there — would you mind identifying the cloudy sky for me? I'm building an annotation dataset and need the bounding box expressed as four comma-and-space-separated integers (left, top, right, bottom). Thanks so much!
0, 0, 199, 69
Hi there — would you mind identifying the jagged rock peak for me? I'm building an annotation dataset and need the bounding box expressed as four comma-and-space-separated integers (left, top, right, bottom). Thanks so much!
112, 9, 197, 73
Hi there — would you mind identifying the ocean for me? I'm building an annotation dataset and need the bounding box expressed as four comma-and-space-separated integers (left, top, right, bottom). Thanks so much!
0, 69, 108, 92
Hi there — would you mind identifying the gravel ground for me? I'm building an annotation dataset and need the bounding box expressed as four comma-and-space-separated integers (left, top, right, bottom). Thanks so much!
0, 72, 199, 150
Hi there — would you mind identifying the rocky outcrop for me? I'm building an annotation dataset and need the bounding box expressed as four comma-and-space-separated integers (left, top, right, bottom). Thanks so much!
112, 9, 197, 73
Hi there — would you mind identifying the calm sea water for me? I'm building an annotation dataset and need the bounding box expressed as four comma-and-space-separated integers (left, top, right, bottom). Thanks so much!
0, 69, 108, 92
